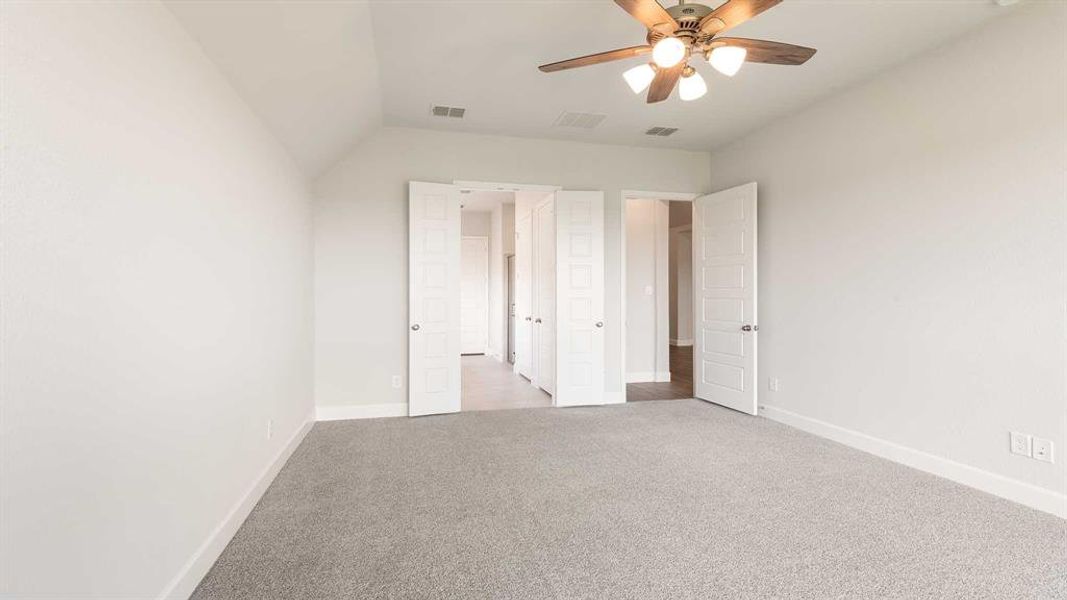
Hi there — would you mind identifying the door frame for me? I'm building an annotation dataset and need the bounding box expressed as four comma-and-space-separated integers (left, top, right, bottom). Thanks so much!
620, 190, 699, 400
460, 235, 490, 355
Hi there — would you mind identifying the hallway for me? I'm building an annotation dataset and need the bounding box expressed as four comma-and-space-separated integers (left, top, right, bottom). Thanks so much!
461, 355, 552, 412
626, 345, 694, 402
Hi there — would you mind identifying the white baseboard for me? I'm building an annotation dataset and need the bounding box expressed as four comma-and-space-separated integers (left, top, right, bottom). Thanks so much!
159, 415, 314, 599
626, 371, 672, 383
603, 391, 626, 405
761, 405, 1066, 519
670, 338, 693, 347
316, 403, 407, 421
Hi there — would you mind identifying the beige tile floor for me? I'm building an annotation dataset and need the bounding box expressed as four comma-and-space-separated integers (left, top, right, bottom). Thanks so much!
461, 354, 552, 412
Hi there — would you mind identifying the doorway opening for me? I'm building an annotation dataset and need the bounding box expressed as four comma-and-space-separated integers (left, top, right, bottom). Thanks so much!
409, 180, 609, 417
459, 187, 553, 412
624, 194, 697, 402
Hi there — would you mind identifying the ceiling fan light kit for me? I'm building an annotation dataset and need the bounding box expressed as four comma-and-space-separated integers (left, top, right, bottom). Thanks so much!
652, 36, 687, 67
679, 67, 707, 101
623, 63, 658, 93
708, 45, 747, 76
538, 0, 817, 104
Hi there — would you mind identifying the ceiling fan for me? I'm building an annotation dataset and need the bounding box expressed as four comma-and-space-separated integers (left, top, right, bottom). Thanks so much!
538, 0, 816, 103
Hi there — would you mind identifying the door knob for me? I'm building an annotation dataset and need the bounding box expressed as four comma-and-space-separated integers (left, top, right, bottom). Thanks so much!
535, 318, 542, 323
411, 324, 420, 331
525, 316, 532, 321
741, 324, 758, 332
595, 321, 604, 328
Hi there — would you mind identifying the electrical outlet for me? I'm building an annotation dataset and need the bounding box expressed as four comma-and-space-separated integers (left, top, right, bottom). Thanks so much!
266, 419, 273, 440
768, 377, 779, 392
1009, 432, 1032, 457
1033, 438, 1054, 463
391, 375, 403, 389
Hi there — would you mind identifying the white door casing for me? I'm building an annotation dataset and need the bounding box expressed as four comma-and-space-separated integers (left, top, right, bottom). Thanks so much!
554, 191, 605, 407
514, 213, 533, 378
460, 236, 489, 354
692, 182, 758, 415
409, 182, 462, 417
535, 198, 556, 394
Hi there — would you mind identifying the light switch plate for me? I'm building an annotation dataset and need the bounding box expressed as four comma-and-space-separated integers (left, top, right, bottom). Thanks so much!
1033, 438, 1054, 463
1009, 432, 1032, 457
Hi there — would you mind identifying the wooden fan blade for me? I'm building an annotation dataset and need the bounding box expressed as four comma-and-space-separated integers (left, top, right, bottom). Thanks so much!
713, 38, 816, 65
539, 45, 652, 73
647, 62, 684, 103
699, 0, 782, 35
615, 0, 678, 34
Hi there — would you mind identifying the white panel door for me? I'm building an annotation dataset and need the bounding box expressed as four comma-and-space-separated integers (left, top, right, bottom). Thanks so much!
409, 182, 461, 417
460, 237, 489, 354
535, 198, 555, 394
554, 191, 605, 407
514, 213, 534, 378
692, 182, 758, 415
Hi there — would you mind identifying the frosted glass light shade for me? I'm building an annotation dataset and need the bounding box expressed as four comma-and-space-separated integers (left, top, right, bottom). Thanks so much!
679, 71, 707, 101
652, 37, 686, 68
709, 46, 746, 77
623, 63, 656, 94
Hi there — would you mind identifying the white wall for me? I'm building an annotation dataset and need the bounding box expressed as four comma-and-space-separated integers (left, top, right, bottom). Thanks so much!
625, 199, 670, 381
460, 210, 491, 237
314, 128, 709, 409
487, 201, 517, 362
669, 229, 693, 345
708, 3, 1065, 511
0, 2, 314, 597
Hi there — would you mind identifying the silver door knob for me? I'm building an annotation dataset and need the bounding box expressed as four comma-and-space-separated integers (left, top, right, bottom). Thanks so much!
411, 324, 420, 331
595, 321, 603, 328
525, 316, 532, 321
741, 324, 757, 332
535, 318, 542, 323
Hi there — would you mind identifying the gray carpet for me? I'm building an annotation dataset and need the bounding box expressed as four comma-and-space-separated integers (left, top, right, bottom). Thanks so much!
192, 400, 1066, 599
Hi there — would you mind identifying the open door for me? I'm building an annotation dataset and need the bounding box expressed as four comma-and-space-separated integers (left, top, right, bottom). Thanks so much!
409, 182, 461, 416
692, 183, 758, 415
514, 213, 533, 378
554, 191, 605, 407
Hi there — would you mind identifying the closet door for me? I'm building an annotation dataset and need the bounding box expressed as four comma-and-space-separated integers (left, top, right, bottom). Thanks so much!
408, 182, 461, 417
535, 198, 555, 395
514, 213, 534, 379
554, 191, 605, 407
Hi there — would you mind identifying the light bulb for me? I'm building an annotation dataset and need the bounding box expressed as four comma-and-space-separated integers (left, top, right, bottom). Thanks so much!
679, 70, 707, 101
622, 63, 656, 94
708, 46, 747, 77
652, 37, 686, 68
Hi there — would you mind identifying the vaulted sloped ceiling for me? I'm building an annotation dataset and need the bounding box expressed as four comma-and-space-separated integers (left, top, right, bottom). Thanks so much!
167, 0, 1013, 179
164, 0, 382, 177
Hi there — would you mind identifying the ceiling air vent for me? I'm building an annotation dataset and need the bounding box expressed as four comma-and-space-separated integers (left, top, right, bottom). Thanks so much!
554, 111, 607, 129
430, 105, 466, 118
645, 126, 678, 137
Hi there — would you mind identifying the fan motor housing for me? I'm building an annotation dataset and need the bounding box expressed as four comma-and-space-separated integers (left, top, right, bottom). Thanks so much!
648, 2, 718, 48
665, 2, 714, 23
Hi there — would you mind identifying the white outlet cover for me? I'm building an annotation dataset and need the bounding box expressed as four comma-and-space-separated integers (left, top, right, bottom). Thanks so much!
1009, 432, 1032, 457
392, 375, 403, 389
768, 377, 779, 392
1033, 438, 1054, 463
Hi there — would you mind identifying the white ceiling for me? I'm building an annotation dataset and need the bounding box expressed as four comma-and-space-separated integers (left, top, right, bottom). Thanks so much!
168, 0, 1015, 177
164, 0, 382, 177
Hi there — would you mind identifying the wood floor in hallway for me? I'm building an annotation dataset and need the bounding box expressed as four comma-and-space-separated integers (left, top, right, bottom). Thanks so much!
461, 354, 552, 412
626, 344, 694, 401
